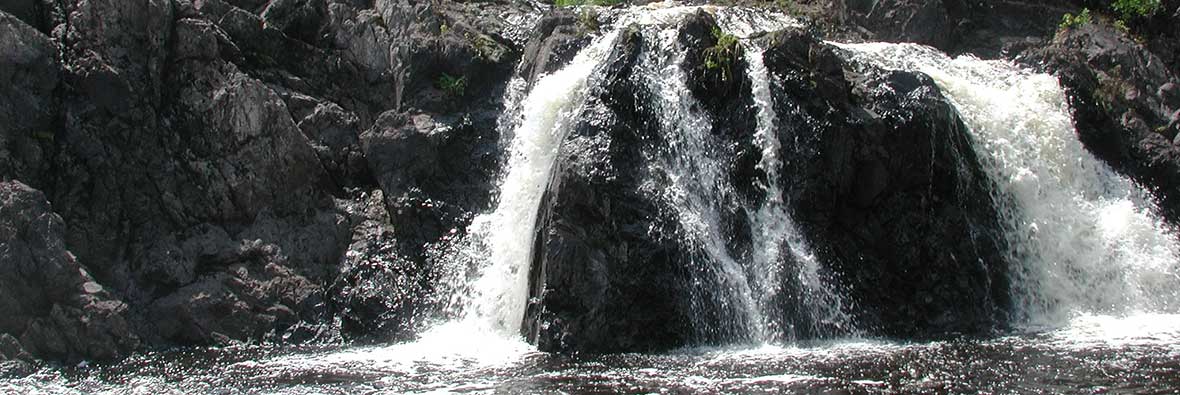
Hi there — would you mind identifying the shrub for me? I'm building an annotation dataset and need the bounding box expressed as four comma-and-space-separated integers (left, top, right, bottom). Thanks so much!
554, 0, 622, 6
437, 73, 467, 98
1059, 8, 1092, 30
577, 7, 600, 35
704, 26, 739, 82
1111, 0, 1160, 20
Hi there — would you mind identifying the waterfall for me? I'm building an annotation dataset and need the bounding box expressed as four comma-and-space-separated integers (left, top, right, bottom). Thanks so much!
433, 4, 859, 346
446, 27, 624, 336
632, 18, 767, 342
429, 3, 1180, 350
738, 40, 857, 341
836, 43, 1180, 326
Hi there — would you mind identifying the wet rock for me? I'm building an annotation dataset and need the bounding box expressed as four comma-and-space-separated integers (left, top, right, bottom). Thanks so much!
148, 257, 319, 345
762, 28, 1011, 337
360, 110, 500, 259
0, 181, 139, 361
528, 26, 700, 352
1029, 22, 1180, 223
852, 0, 952, 48
518, 10, 591, 89
0, 11, 58, 185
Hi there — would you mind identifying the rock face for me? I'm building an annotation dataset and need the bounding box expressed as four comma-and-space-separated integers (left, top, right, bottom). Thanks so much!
0, 181, 139, 361
1030, 22, 1180, 222
526, 24, 699, 353
762, 29, 1011, 337
0, 0, 532, 362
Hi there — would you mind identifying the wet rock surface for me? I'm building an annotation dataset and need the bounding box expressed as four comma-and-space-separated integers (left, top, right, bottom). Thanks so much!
1, 0, 1179, 364
527, 13, 1009, 352
0, 181, 139, 361
1029, 21, 1180, 223
0, 0, 529, 362
762, 29, 1010, 337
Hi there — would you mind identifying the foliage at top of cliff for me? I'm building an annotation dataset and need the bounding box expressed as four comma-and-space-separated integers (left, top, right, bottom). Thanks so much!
554, 0, 623, 7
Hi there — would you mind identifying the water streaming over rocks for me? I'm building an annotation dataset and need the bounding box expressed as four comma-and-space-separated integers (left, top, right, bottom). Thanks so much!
836, 42, 1180, 326
4, 2, 1180, 393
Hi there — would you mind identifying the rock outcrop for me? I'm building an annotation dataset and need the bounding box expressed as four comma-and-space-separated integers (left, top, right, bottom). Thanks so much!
0, 0, 531, 362
1029, 21, 1180, 222
0, 181, 139, 361
763, 29, 1010, 337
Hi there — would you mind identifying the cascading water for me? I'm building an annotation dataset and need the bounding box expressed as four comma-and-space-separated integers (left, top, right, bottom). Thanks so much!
12, 4, 1180, 395
836, 43, 1180, 326
441, 4, 857, 347
717, 11, 857, 341
632, 16, 767, 343
445, 27, 624, 336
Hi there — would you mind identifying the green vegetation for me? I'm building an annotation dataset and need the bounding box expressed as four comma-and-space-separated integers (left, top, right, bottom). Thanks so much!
704, 26, 739, 82
31, 130, 54, 142
554, 0, 622, 6
1059, 1, 1159, 33
1059, 8, 1092, 30
464, 32, 500, 61
437, 73, 467, 98
1112, 0, 1160, 20
577, 7, 601, 35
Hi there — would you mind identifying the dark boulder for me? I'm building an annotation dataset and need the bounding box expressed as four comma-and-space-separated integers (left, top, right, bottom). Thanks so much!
526, 12, 770, 352
763, 28, 1011, 337
526, 26, 699, 353
327, 189, 430, 342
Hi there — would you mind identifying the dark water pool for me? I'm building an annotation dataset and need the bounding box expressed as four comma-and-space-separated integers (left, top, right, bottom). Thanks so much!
4, 314, 1178, 394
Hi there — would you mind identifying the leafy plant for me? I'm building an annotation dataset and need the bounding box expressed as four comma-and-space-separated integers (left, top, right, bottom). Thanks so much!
1059, 8, 1092, 30
577, 7, 601, 35
437, 73, 467, 98
1111, 0, 1160, 20
1114, 19, 1129, 33
465, 32, 501, 61
704, 26, 739, 82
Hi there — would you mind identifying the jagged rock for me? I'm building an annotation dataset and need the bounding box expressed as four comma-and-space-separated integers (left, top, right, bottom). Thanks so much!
518, 10, 591, 89
763, 28, 1010, 337
260, 0, 326, 44
148, 259, 319, 345
1030, 22, 1180, 223
0, 11, 57, 185
850, 0, 952, 48
528, 25, 701, 352
0, 0, 43, 30
360, 110, 500, 258
0, 181, 139, 361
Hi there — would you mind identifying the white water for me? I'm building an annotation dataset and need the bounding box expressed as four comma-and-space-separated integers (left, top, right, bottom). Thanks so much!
455, 27, 623, 337
836, 43, 1180, 326
724, 14, 856, 339
634, 19, 768, 341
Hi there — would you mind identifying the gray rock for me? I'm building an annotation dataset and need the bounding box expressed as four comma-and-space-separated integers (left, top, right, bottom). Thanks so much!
0, 11, 57, 184
0, 181, 139, 361
1029, 22, 1180, 223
